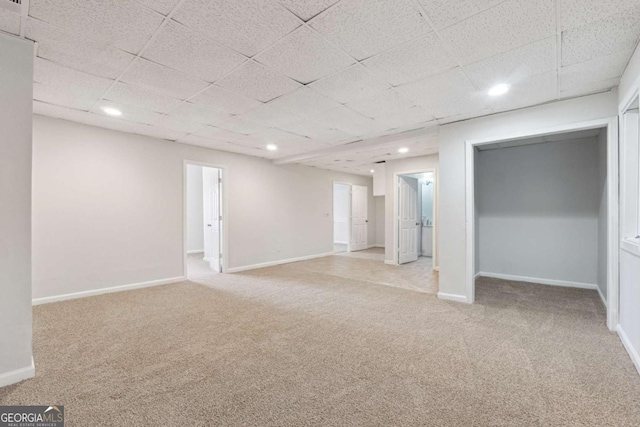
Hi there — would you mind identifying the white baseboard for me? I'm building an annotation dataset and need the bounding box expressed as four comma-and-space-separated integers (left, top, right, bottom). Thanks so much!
477, 272, 598, 290
384, 260, 397, 266
374, 244, 385, 248
474, 272, 481, 279
0, 357, 35, 388
32, 276, 186, 306
433, 266, 439, 272
187, 249, 204, 254
596, 285, 607, 307
437, 292, 468, 303
334, 241, 348, 245
617, 325, 640, 376
227, 252, 334, 273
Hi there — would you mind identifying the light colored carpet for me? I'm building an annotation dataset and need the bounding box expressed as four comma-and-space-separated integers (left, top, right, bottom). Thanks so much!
187, 252, 217, 278
1, 269, 639, 426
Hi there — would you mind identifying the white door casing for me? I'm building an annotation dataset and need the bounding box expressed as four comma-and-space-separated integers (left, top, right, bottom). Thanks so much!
351, 185, 368, 251
399, 176, 419, 264
203, 167, 221, 272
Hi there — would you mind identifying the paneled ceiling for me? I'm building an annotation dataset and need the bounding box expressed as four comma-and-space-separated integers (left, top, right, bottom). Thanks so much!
1, 0, 638, 175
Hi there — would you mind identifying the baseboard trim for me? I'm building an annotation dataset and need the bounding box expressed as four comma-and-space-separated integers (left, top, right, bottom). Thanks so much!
437, 292, 468, 303
433, 266, 439, 272
384, 260, 397, 266
596, 285, 607, 308
374, 244, 385, 248
187, 249, 204, 254
0, 357, 35, 388
617, 325, 640, 376
32, 277, 186, 306
227, 252, 334, 273
478, 272, 598, 290
334, 241, 348, 245
474, 272, 481, 279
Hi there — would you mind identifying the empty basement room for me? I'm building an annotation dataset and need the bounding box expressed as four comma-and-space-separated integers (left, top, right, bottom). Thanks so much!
2, 0, 640, 425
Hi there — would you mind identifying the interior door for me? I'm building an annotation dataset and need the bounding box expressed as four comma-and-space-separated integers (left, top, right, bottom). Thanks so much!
399, 176, 419, 264
202, 167, 221, 272
350, 185, 368, 251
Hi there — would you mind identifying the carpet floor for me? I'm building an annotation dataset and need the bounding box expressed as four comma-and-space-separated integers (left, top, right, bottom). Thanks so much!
1, 264, 639, 426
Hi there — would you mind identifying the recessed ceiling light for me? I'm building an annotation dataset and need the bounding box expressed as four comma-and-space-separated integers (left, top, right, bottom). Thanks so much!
488, 84, 510, 97
101, 106, 122, 116
398, 147, 409, 154
266, 144, 278, 151
370, 169, 375, 173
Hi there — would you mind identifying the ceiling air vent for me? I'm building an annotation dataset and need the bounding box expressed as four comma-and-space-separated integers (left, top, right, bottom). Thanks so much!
0, 0, 21, 13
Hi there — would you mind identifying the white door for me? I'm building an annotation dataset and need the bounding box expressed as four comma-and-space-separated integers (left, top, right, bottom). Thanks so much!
399, 176, 419, 264
350, 185, 368, 251
203, 167, 221, 272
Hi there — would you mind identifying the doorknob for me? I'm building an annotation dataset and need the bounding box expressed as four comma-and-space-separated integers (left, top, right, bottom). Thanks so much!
207, 224, 212, 227
416, 222, 420, 226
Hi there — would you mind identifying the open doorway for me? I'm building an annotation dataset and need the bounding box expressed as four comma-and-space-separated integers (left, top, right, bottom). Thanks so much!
333, 181, 369, 254
465, 118, 618, 330
184, 161, 226, 278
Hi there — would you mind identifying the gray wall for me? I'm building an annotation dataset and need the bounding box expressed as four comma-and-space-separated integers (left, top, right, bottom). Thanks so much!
0, 34, 33, 384
476, 137, 603, 285
375, 196, 385, 247
597, 129, 608, 300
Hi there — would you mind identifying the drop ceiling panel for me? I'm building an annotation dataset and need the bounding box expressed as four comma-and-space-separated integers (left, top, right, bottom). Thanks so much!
254, 26, 355, 84
193, 126, 254, 143
561, 12, 640, 66
136, 0, 182, 16
436, 108, 492, 125
440, 0, 555, 65
347, 90, 435, 129
237, 103, 301, 127
26, 18, 135, 80
488, 71, 557, 113
167, 102, 232, 126
216, 60, 302, 102
267, 86, 341, 118
560, 0, 640, 30
29, 0, 164, 54
178, 134, 270, 157
104, 82, 183, 113
143, 21, 247, 83
94, 99, 164, 124
33, 101, 89, 123
417, 0, 505, 30
309, 0, 432, 60
276, 119, 353, 144
397, 68, 489, 119
560, 78, 620, 100
0, 8, 20, 35
215, 116, 271, 135
465, 37, 557, 90
172, 0, 301, 57
120, 58, 210, 100
362, 33, 458, 86
190, 85, 262, 115
151, 115, 207, 134
34, 59, 113, 110
309, 64, 392, 104
560, 49, 631, 91
312, 106, 391, 136
277, 0, 340, 21
131, 125, 189, 141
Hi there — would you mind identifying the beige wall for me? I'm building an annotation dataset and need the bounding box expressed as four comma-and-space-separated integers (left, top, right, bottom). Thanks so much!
32, 115, 375, 300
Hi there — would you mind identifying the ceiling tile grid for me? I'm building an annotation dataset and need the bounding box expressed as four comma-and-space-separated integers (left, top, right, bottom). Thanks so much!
309, 64, 392, 104
215, 60, 302, 102
309, 0, 432, 60
487, 70, 558, 113
135, 0, 183, 16
311, 105, 392, 137
347, 90, 436, 129
560, 49, 632, 92
277, 0, 340, 22
267, 86, 342, 118
104, 82, 183, 113
0, 7, 22, 35
254, 25, 355, 84
167, 102, 232, 126
189, 85, 263, 116
417, 0, 505, 30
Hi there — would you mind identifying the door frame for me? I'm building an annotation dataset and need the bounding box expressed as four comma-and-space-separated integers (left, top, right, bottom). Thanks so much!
333, 180, 353, 253
183, 160, 229, 275
393, 168, 438, 267
464, 117, 619, 331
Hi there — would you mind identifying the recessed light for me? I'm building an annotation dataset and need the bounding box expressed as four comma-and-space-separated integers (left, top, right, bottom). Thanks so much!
370, 169, 375, 173
266, 144, 278, 151
398, 147, 409, 154
101, 106, 122, 116
488, 84, 510, 97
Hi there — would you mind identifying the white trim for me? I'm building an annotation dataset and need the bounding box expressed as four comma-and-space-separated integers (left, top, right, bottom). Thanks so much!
227, 252, 334, 273
478, 272, 598, 290
0, 357, 35, 388
474, 271, 481, 279
333, 181, 353, 253
617, 325, 640, 376
384, 260, 397, 266
32, 277, 185, 306
437, 292, 467, 303
334, 240, 349, 245
597, 285, 607, 308
621, 238, 640, 257
187, 249, 204, 255
374, 244, 385, 248
183, 160, 229, 275
433, 266, 439, 272
465, 117, 620, 327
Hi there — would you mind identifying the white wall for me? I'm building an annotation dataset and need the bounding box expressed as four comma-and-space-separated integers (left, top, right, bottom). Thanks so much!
618, 42, 640, 374
375, 196, 385, 247
0, 34, 34, 386
32, 115, 375, 300
597, 129, 608, 300
438, 91, 618, 299
186, 165, 204, 253
384, 155, 439, 262
476, 137, 602, 286
333, 183, 350, 244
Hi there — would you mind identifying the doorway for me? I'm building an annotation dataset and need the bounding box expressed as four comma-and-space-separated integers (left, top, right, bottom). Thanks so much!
184, 161, 227, 277
333, 182, 369, 253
